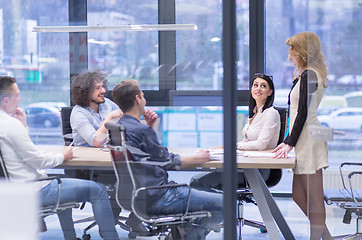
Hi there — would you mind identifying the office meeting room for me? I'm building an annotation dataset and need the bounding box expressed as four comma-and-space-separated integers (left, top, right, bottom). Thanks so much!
0, 0, 362, 240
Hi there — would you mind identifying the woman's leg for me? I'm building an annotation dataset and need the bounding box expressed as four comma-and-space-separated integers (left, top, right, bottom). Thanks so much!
306, 170, 332, 240
41, 178, 119, 240
292, 170, 332, 240
292, 173, 308, 215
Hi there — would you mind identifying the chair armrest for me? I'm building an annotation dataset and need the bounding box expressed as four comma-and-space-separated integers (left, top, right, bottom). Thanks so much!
347, 171, 362, 204
33, 176, 62, 214
341, 162, 362, 168
339, 162, 362, 190
133, 183, 193, 223
34, 176, 62, 184
135, 183, 188, 192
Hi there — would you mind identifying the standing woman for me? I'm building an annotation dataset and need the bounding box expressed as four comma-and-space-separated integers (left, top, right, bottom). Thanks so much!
272, 32, 332, 240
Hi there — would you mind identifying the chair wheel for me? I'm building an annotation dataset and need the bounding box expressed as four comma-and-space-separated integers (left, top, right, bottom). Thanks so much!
260, 228, 267, 233
128, 232, 137, 239
82, 233, 91, 240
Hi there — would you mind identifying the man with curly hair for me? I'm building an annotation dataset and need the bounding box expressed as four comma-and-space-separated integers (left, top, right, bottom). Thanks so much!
70, 69, 122, 147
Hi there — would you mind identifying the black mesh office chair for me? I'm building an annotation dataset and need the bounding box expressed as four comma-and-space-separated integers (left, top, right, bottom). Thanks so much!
189, 106, 288, 238
105, 122, 212, 240
0, 138, 80, 233
324, 162, 362, 240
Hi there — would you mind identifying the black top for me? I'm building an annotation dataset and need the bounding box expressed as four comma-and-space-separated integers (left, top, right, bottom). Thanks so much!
283, 70, 318, 147
118, 114, 182, 206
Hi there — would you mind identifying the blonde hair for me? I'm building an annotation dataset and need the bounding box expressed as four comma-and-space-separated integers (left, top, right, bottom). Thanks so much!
286, 32, 328, 87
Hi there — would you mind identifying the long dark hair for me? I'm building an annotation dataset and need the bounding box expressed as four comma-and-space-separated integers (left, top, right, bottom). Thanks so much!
248, 73, 275, 118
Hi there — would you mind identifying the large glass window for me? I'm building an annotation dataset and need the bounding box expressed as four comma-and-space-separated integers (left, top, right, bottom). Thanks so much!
176, 0, 222, 90
87, 0, 159, 90
175, 0, 249, 90
0, 0, 70, 144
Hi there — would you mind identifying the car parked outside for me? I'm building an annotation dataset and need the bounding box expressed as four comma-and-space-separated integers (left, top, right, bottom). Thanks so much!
344, 91, 362, 108
318, 95, 348, 115
318, 107, 362, 130
24, 102, 64, 128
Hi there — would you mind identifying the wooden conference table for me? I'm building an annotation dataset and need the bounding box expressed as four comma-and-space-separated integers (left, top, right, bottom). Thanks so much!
48, 146, 296, 240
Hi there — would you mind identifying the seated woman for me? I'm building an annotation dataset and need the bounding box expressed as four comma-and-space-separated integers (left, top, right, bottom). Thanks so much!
190, 73, 281, 189
237, 73, 280, 150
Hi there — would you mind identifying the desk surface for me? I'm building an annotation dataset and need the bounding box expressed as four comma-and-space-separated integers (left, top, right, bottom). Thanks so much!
42, 146, 295, 170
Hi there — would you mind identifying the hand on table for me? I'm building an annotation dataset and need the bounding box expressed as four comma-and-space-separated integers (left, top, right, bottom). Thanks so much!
62, 147, 73, 161
272, 143, 293, 159
194, 149, 210, 163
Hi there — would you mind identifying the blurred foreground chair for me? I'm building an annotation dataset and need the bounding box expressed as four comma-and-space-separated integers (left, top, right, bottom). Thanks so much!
189, 106, 288, 239
0, 140, 80, 233
105, 122, 212, 240
324, 162, 362, 240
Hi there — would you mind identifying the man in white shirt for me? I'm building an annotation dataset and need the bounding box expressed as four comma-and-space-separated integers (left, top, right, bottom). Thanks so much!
0, 76, 119, 240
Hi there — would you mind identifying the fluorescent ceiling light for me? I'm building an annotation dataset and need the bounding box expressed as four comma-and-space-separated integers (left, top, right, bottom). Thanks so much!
32, 24, 198, 33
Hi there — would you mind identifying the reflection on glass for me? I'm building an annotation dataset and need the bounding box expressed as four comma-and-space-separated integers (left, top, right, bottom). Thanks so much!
266, 0, 362, 195
176, 0, 249, 90
87, 0, 159, 90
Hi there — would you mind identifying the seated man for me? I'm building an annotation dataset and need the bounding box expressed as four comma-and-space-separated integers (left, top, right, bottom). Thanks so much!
70, 69, 158, 147
70, 70, 157, 234
0, 76, 119, 240
70, 69, 122, 148
112, 79, 223, 240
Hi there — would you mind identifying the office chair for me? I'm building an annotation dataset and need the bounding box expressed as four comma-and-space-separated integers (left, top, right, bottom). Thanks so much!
105, 122, 212, 240
189, 106, 288, 239
60, 107, 134, 239
324, 162, 362, 240
0, 140, 80, 233
60, 106, 74, 146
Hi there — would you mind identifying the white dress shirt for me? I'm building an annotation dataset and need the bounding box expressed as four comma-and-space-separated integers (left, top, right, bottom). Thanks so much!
0, 109, 64, 190
237, 106, 281, 151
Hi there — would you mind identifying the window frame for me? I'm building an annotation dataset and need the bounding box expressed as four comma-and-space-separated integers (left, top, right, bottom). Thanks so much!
67, 0, 263, 107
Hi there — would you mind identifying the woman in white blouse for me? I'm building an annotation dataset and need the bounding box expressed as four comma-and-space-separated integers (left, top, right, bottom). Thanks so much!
190, 73, 281, 189
237, 73, 280, 150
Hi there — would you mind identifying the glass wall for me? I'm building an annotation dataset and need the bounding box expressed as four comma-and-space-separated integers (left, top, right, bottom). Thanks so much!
266, 0, 362, 194
0, 0, 70, 144
87, 0, 159, 90
2, 0, 362, 237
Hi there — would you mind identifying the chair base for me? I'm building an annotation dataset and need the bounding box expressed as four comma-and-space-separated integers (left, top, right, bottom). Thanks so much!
243, 219, 267, 232
237, 198, 267, 240
332, 233, 362, 240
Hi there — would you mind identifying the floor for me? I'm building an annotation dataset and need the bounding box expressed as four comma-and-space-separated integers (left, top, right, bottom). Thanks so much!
38, 197, 357, 240
38, 171, 358, 240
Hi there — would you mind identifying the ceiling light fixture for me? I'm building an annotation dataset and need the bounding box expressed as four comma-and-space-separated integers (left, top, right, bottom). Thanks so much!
32, 24, 198, 33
